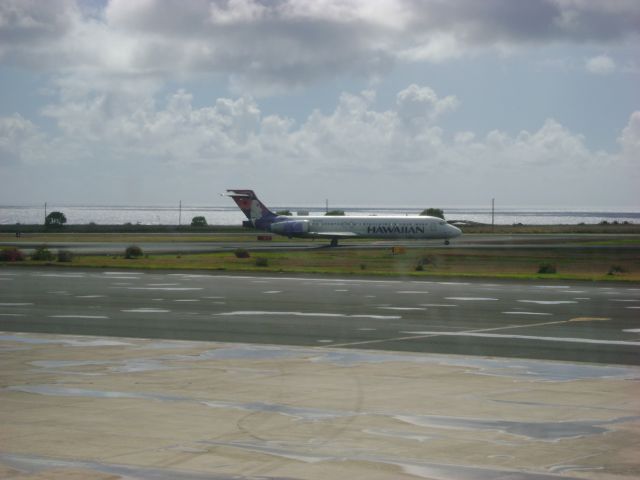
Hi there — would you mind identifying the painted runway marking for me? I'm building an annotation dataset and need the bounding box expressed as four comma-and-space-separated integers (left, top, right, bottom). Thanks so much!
518, 300, 577, 305
626, 306, 640, 309
121, 308, 171, 313
624, 329, 640, 333
0, 313, 25, 317
329, 319, 574, 348
397, 291, 430, 294
445, 297, 499, 301
215, 311, 401, 320
263, 291, 282, 294
378, 307, 425, 311
75, 295, 106, 298
33, 273, 86, 278
570, 317, 611, 322
120, 287, 203, 291
503, 311, 552, 316
174, 299, 199, 302
535, 285, 570, 289
611, 299, 640, 302
49, 315, 109, 319
420, 304, 457, 307
0, 303, 34, 306
401, 331, 640, 347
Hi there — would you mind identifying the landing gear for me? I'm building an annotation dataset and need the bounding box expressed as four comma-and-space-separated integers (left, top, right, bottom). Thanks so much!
330, 238, 339, 248
444, 240, 450, 246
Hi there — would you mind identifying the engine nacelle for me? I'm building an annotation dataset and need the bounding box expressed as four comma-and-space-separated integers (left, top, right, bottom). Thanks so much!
270, 220, 310, 236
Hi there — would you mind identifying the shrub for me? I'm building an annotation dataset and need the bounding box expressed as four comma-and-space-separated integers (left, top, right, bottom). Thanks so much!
191, 216, 207, 227
608, 265, 626, 275
420, 256, 436, 266
57, 250, 74, 262
45, 211, 67, 227
415, 264, 424, 271
32, 246, 54, 261
538, 263, 557, 274
420, 208, 445, 219
255, 257, 269, 267
276, 210, 292, 216
0, 247, 25, 262
234, 248, 250, 258
125, 245, 143, 259
325, 210, 345, 216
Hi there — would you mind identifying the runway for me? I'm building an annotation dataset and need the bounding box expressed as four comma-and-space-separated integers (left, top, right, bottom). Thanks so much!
3, 233, 639, 254
1, 268, 639, 365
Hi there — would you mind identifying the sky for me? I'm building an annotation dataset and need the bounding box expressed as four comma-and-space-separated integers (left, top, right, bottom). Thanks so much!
0, 0, 639, 208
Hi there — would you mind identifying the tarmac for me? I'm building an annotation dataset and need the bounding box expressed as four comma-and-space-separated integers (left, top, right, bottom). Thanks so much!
1, 268, 640, 479
1, 268, 639, 365
1, 333, 639, 479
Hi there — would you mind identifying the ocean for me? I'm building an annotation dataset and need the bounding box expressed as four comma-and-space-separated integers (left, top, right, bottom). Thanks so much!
1, 204, 638, 226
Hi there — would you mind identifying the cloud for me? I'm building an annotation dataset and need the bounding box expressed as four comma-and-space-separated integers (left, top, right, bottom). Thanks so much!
1, 1, 639, 92
618, 110, 640, 159
585, 54, 616, 74
7, 84, 631, 172
2, 84, 637, 205
0, 114, 41, 165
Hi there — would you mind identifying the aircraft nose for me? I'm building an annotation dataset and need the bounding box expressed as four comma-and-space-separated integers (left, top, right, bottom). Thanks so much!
448, 224, 462, 238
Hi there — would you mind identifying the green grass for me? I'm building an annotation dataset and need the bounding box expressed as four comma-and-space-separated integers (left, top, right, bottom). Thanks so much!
5, 247, 638, 282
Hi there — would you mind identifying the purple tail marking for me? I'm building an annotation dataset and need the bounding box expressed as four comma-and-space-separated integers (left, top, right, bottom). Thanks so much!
227, 189, 279, 230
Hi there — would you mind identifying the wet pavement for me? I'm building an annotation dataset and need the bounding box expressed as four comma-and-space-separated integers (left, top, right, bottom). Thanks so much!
1, 333, 639, 479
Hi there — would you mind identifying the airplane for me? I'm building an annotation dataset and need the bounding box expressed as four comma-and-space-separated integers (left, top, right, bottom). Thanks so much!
226, 189, 462, 247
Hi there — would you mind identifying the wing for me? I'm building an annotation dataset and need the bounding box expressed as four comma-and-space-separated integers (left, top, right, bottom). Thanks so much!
312, 232, 360, 238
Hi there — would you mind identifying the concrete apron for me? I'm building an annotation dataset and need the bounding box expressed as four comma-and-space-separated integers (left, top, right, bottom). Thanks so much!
1, 332, 639, 480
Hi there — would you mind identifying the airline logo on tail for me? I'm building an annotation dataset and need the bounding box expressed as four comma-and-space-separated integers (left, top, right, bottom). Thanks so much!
226, 189, 280, 229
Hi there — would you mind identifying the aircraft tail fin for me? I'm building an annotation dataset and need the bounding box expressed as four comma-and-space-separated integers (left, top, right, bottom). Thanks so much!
226, 189, 278, 230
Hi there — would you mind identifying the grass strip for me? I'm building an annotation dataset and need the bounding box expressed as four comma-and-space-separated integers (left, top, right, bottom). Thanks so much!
5, 247, 638, 282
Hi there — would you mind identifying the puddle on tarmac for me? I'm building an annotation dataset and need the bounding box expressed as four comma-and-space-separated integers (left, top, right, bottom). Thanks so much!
200, 441, 585, 480
0, 453, 245, 480
9, 383, 638, 443
7, 385, 188, 402
308, 348, 640, 381
0, 334, 132, 347
391, 414, 627, 441
202, 400, 351, 421
4, 335, 639, 382
184, 345, 305, 361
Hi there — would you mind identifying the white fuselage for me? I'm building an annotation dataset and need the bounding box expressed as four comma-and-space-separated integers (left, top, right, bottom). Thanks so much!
273, 215, 461, 240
